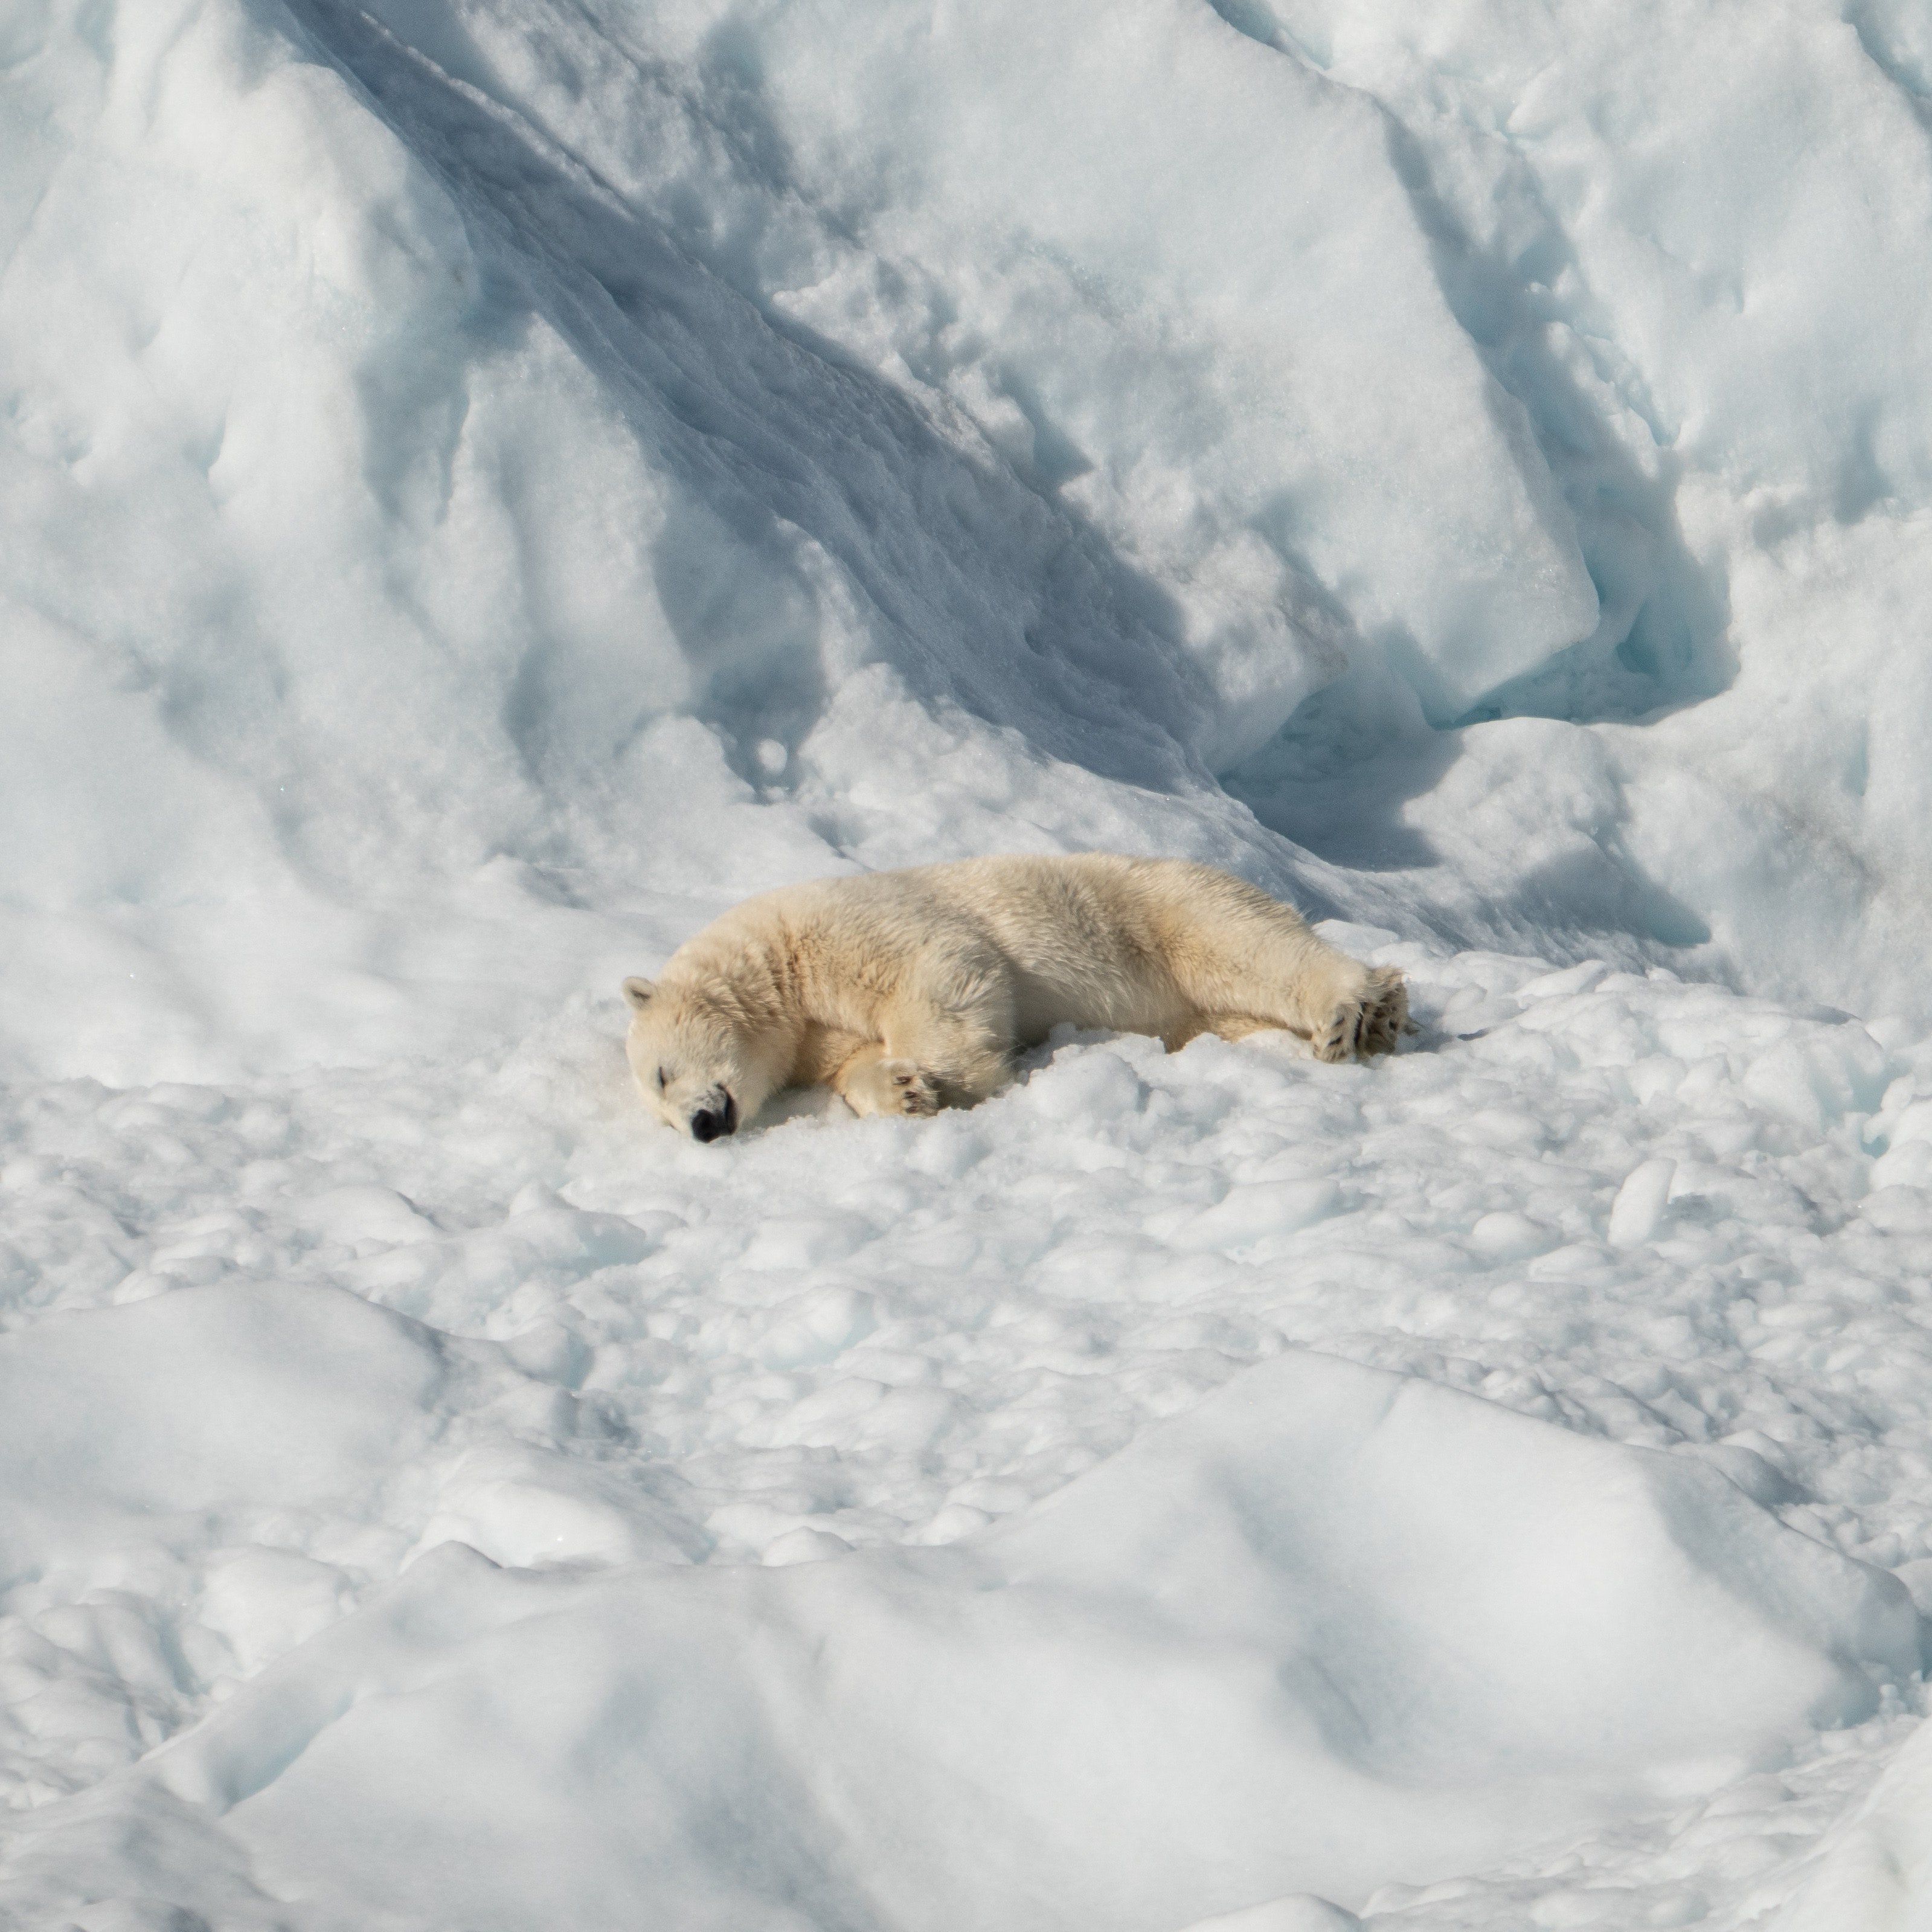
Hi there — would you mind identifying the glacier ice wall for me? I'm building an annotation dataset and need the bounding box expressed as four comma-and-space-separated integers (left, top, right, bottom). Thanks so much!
3, 0, 1931, 1079
1225, 0, 1932, 1027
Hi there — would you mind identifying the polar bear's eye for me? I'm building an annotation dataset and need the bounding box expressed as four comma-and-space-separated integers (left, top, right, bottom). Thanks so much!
656, 1067, 669, 1091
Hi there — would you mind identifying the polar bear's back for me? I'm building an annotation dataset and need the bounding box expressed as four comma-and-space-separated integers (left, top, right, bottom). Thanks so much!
664, 853, 1324, 1043
896, 854, 1318, 1039
906, 853, 1308, 952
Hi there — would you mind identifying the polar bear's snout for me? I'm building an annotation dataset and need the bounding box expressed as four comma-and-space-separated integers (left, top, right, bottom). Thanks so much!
689, 1088, 738, 1143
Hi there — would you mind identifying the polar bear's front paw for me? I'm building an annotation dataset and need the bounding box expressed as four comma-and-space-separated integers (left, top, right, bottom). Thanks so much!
1313, 968, 1409, 1062
841, 1052, 941, 1118
881, 1059, 940, 1116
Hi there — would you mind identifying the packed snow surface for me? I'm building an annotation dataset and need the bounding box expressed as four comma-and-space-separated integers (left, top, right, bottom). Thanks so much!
8, 956, 1932, 1927
7, 0, 1932, 1925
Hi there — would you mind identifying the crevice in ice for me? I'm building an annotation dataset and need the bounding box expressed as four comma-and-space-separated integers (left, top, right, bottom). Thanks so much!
1846, 2, 1932, 132
1193, 1, 1731, 734
1373, 113, 1733, 730
1189, 0, 1738, 977
1225, 677, 1715, 963
1201, 0, 1333, 72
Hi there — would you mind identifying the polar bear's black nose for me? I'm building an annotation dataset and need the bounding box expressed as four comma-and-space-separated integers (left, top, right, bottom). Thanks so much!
690, 1091, 737, 1141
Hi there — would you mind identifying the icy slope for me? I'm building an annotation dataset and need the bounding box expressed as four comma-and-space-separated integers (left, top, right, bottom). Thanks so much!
8, 0, 1932, 1082
1775, 1703, 1932, 1931
2, 0, 1311, 1080
1225, 0, 1932, 1029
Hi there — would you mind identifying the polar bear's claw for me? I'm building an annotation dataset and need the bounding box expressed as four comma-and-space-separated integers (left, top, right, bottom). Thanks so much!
1359, 968, 1410, 1057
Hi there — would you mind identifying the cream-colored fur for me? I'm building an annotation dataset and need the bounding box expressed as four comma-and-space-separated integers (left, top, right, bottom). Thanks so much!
621, 855, 1407, 1139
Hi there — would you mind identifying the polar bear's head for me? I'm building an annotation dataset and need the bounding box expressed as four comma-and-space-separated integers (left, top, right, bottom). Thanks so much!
621, 977, 777, 1141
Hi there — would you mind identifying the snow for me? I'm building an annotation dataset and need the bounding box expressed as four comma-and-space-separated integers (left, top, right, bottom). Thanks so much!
1774, 1706, 1932, 1931
4, 1336, 1919, 1929
7, 0, 1932, 1925
8, 954, 1932, 1925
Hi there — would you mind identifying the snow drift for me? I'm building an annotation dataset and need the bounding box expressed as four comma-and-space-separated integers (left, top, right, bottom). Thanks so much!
2, 1332, 1917, 1929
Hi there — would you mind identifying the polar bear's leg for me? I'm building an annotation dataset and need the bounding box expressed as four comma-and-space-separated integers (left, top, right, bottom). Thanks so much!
875, 998, 1013, 1108
1166, 893, 1408, 1063
790, 1025, 931, 1118
823, 974, 1012, 1118
1168, 996, 1403, 1056
1274, 957, 1408, 1061
1240, 949, 1407, 1062
1165, 1011, 1280, 1050
833, 943, 1019, 1111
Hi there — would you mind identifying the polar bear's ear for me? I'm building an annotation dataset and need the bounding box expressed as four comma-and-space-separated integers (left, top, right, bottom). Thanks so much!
621, 977, 656, 1010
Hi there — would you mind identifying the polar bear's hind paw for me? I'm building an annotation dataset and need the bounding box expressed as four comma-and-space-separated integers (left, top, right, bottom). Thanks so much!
1361, 968, 1410, 1056
1312, 1004, 1361, 1063
1314, 968, 1409, 1062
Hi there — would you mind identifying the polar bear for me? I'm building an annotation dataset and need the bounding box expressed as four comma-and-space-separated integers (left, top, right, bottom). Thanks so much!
621, 854, 1407, 1140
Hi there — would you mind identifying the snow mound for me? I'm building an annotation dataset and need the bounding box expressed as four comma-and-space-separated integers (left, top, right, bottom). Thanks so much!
1774, 1704, 1932, 1931
0, 1283, 442, 1585
3, 1349, 1915, 1930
